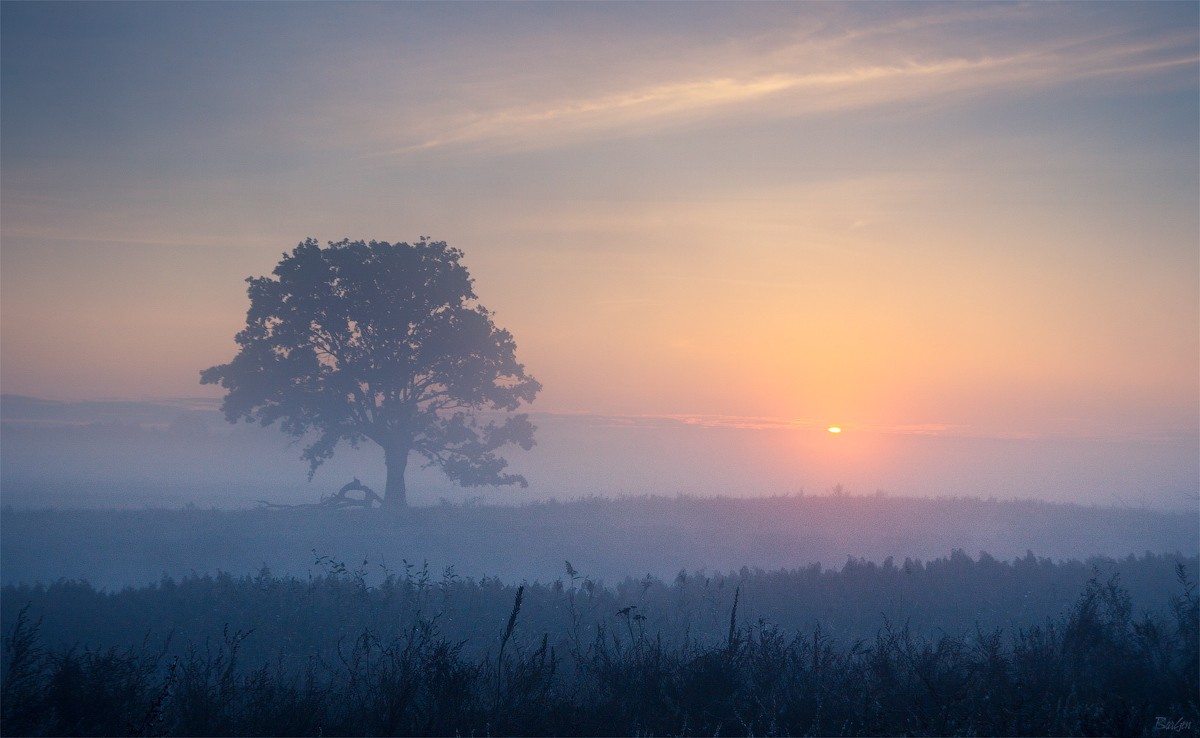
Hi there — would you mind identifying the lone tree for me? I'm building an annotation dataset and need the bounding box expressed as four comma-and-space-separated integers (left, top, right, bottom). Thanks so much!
200, 238, 541, 509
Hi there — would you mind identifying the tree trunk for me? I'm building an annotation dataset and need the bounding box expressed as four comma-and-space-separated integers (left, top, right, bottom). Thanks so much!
383, 444, 409, 509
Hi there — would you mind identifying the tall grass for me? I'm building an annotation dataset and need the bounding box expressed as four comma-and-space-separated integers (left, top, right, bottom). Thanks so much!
3, 560, 1197, 736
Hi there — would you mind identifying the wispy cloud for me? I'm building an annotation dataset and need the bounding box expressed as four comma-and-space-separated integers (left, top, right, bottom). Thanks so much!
376, 18, 1196, 157
529, 410, 1199, 444
381, 61, 991, 155
533, 410, 972, 437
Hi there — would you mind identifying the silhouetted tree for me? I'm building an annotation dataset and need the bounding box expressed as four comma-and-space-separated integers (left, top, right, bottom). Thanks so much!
200, 238, 540, 508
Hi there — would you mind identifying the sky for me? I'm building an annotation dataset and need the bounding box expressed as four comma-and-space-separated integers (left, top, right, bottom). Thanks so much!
2, 2, 1197, 509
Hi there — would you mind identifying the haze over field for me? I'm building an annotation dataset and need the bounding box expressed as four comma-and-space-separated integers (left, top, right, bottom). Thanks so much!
2, 8, 1198, 734
1, 394, 1196, 511
2, 2, 1197, 510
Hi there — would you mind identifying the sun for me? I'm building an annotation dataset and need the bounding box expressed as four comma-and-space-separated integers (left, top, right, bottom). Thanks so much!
827, 426, 842, 434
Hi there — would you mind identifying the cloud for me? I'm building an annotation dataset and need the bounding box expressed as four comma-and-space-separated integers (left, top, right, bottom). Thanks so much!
380, 62, 982, 155
0, 396, 999, 441
0, 394, 220, 428
530, 409, 970, 437
374, 15, 1196, 157
527, 409, 1200, 444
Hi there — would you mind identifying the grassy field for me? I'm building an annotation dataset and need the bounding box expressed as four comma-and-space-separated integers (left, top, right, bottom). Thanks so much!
2, 495, 1196, 735
3, 551, 1197, 736
2, 494, 1196, 589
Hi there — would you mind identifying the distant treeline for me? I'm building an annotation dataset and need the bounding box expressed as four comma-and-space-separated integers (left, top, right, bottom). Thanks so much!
2, 553, 1197, 736
3, 494, 1196, 589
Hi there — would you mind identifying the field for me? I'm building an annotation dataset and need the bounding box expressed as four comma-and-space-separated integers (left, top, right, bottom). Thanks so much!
2, 495, 1198, 735
3, 494, 1195, 589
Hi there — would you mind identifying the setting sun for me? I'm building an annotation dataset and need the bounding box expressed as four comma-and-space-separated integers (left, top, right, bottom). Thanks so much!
827, 426, 842, 434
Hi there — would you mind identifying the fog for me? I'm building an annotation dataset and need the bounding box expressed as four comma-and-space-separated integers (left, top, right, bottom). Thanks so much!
1, 394, 1195, 512
2, 392, 1194, 601
2, 1, 1196, 731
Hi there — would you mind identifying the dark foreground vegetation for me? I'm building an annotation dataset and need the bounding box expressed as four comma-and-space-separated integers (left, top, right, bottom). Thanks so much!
3, 553, 1197, 736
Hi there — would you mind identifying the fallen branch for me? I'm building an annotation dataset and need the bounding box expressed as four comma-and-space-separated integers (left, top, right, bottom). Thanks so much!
256, 478, 382, 510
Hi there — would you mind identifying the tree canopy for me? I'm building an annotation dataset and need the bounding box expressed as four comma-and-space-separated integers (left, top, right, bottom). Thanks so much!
200, 238, 541, 508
